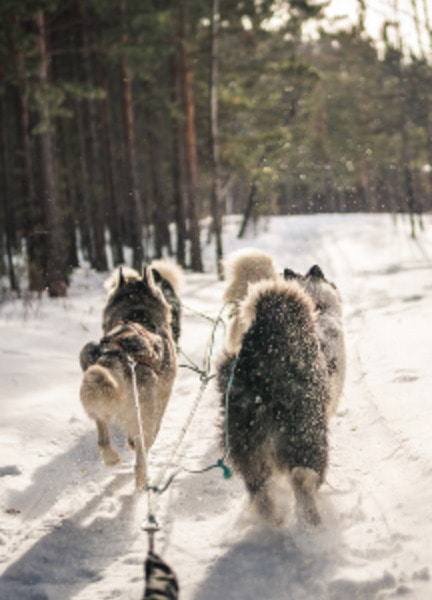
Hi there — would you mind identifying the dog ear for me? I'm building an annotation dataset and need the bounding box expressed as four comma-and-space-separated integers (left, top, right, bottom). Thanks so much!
283, 268, 299, 280
118, 266, 126, 287
151, 268, 163, 284
307, 265, 325, 279
142, 265, 156, 289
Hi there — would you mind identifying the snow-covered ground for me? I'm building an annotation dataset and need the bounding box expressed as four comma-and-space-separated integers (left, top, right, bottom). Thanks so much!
1, 213, 432, 599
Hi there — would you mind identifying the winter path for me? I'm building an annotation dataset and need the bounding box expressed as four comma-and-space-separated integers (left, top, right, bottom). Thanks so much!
1, 213, 431, 599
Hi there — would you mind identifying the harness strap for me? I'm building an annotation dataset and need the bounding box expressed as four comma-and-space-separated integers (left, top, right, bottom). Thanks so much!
101, 321, 163, 372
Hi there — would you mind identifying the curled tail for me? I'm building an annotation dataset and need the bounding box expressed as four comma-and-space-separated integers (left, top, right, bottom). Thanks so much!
223, 249, 279, 305
238, 278, 317, 341
80, 364, 122, 422
150, 260, 184, 295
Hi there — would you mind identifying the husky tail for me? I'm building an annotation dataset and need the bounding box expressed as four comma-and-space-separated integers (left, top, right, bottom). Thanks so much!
223, 248, 279, 305
150, 259, 184, 296
80, 364, 123, 422
223, 249, 279, 352
150, 260, 183, 346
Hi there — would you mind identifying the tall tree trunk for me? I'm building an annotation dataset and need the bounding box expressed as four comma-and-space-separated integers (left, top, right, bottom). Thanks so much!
146, 110, 173, 258
35, 11, 67, 297
99, 64, 124, 266
80, 2, 108, 271
179, 8, 202, 272
57, 117, 79, 271
238, 174, 260, 239
388, 1, 420, 236
238, 155, 265, 239
209, 0, 224, 279
0, 96, 20, 292
412, 0, 432, 216
71, 31, 93, 264
120, 0, 144, 270
13, 31, 45, 292
170, 52, 187, 267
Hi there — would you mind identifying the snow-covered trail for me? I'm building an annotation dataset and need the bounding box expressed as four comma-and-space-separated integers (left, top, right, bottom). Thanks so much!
1, 214, 432, 599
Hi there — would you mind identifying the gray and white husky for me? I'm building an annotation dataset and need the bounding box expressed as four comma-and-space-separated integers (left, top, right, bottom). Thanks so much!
218, 278, 330, 526
222, 248, 345, 419
79, 262, 180, 489
284, 264, 346, 418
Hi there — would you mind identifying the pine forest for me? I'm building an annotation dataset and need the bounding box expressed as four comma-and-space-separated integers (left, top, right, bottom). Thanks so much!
0, 0, 431, 296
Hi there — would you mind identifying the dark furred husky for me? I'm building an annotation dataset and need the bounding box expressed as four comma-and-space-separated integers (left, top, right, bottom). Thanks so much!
218, 279, 330, 526
79, 264, 178, 489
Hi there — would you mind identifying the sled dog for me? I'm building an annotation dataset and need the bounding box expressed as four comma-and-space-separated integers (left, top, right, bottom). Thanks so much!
223, 248, 279, 353
284, 264, 345, 418
79, 263, 179, 489
218, 278, 330, 526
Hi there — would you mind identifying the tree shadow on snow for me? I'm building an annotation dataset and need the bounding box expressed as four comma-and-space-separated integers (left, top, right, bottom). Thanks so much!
0, 473, 141, 600
6, 427, 132, 520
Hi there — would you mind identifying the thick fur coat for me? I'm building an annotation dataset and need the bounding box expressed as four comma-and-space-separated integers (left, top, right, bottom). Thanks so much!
79, 262, 180, 489
218, 278, 330, 526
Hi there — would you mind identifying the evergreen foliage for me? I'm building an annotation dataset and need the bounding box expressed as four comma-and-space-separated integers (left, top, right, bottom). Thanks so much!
0, 1, 431, 293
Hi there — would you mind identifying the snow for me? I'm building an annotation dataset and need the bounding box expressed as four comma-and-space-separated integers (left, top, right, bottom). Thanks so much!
1, 213, 432, 599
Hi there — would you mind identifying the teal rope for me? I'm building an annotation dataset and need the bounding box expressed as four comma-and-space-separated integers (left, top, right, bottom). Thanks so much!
147, 353, 239, 497
145, 303, 233, 509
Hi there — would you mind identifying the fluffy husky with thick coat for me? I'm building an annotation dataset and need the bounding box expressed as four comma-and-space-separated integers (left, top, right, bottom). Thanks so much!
79, 263, 179, 489
284, 264, 345, 418
218, 278, 330, 526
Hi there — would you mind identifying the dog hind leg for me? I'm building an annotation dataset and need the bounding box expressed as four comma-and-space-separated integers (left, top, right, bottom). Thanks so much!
96, 419, 120, 466
241, 456, 281, 524
291, 466, 321, 527
80, 365, 122, 466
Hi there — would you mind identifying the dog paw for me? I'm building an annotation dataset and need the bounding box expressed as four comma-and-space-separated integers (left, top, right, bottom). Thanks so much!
291, 466, 322, 527
101, 446, 120, 466
302, 504, 322, 528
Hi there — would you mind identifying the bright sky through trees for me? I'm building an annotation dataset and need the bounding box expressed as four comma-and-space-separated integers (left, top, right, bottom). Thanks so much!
322, 0, 431, 58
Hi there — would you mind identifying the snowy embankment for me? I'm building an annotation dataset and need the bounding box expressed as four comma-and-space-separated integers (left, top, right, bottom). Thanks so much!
1, 213, 432, 599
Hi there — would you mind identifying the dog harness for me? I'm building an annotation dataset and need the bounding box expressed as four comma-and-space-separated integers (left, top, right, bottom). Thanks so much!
100, 321, 164, 373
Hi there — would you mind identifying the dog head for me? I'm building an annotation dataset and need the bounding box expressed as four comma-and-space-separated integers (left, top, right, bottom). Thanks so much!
302, 265, 342, 317
283, 264, 342, 317
102, 265, 171, 334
